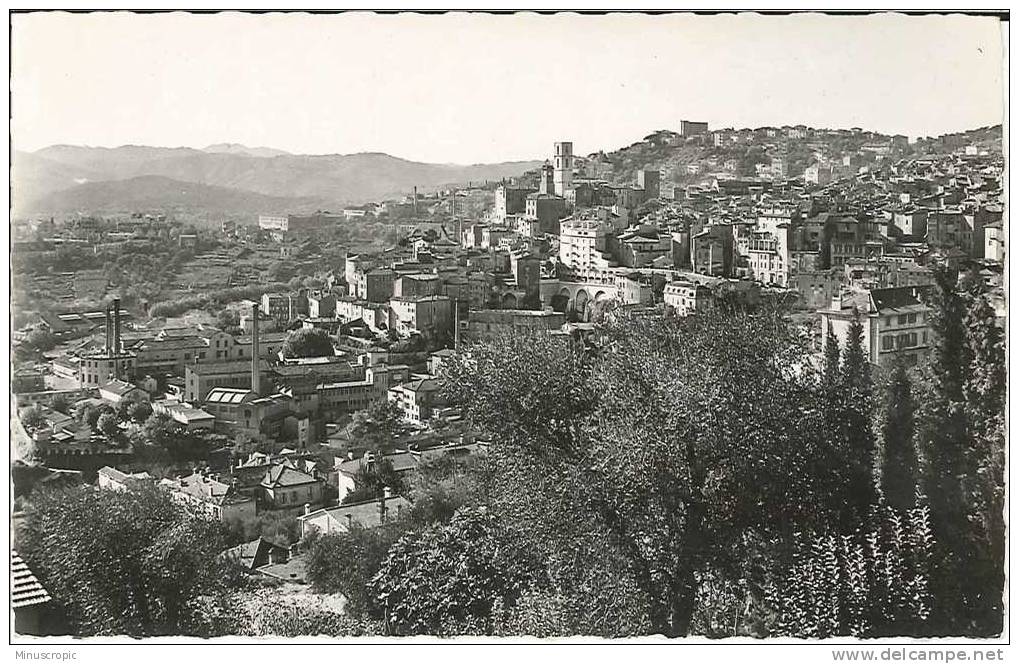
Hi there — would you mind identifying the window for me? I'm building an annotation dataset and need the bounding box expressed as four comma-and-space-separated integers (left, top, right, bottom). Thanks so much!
882, 336, 895, 351
898, 314, 908, 325
909, 333, 918, 347
907, 313, 918, 324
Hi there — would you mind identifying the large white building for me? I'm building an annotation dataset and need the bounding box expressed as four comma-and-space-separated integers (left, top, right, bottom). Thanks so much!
558, 217, 616, 281
744, 230, 791, 287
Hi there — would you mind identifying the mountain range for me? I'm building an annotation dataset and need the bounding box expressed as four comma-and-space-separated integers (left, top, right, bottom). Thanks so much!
12, 144, 543, 215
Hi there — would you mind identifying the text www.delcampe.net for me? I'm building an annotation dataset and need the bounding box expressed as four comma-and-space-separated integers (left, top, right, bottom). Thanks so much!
833, 649, 1006, 662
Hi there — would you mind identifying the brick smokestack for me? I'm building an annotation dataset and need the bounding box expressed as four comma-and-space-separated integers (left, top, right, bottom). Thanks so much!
251, 302, 261, 394
105, 304, 113, 354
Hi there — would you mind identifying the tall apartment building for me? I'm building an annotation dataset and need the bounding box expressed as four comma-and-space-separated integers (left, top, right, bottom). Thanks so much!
558, 217, 617, 281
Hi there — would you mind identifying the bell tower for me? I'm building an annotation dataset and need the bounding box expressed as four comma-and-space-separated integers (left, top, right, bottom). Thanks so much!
553, 141, 573, 196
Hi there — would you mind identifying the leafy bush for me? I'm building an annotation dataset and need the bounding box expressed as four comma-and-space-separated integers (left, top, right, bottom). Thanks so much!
369, 507, 543, 635
305, 524, 404, 618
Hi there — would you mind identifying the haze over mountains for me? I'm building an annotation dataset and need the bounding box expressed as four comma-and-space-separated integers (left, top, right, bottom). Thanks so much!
12, 144, 543, 215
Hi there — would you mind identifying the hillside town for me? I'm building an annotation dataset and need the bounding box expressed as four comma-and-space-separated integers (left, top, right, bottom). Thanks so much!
10, 114, 1006, 638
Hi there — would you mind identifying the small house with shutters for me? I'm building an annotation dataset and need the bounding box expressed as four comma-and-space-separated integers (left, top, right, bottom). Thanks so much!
259, 463, 324, 510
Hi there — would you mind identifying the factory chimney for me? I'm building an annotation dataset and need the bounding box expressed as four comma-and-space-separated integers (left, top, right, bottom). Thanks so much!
104, 304, 113, 354
412, 186, 418, 216
251, 302, 261, 395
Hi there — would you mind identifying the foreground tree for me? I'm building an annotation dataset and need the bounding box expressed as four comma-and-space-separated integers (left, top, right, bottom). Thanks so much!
18, 485, 230, 636
443, 306, 874, 636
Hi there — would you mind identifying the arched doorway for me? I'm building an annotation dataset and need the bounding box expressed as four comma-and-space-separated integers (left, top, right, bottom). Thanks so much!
574, 288, 589, 314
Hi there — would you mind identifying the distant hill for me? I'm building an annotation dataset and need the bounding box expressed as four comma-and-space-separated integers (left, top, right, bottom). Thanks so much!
203, 143, 292, 158
12, 144, 542, 215
23, 175, 327, 216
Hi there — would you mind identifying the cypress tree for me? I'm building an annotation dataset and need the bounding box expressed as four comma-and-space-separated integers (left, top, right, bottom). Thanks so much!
960, 292, 1006, 635
842, 309, 872, 400
881, 352, 916, 511
840, 308, 877, 518
920, 265, 978, 633
822, 321, 841, 391
963, 294, 1005, 439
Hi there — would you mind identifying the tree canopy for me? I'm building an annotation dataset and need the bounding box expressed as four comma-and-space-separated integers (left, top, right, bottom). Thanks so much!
18, 484, 232, 637
281, 327, 335, 358
432, 303, 947, 637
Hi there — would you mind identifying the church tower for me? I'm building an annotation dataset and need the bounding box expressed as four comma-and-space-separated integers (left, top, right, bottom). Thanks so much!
553, 141, 573, 196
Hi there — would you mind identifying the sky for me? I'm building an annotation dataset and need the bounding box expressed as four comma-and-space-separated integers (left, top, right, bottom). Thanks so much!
11, 11, 1006, 164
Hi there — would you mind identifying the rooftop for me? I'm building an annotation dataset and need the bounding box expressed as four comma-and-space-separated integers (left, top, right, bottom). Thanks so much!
301, 495, 412, 530
233, 332, 289, 345
257, 553, 308, 584
11, 550, 50, 609
262, 464, 318, 488
187, 359, 271, 375
99, 379, 141, 396
204, 387, 256, 404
